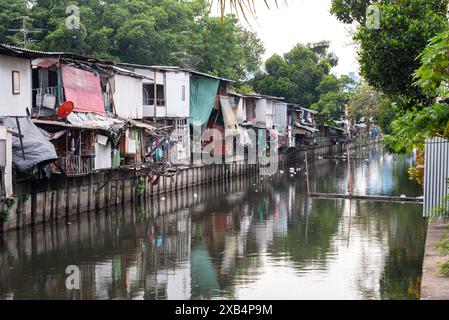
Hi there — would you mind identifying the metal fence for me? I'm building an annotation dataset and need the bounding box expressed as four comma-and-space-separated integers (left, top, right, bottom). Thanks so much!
423, 137, 449, 217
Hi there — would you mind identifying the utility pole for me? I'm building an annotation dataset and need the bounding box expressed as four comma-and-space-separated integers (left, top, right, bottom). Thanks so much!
7, 16, 45, 48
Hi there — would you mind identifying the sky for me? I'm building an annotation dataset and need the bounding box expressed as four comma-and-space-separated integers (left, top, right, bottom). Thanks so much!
216, 0, 359, 76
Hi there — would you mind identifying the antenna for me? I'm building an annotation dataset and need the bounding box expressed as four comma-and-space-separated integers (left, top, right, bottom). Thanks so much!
7, 16, 46, 48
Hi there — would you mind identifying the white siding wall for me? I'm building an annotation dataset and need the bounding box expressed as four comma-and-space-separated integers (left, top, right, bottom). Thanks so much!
166, 71, 190, 118
0, 127, 13, 196
273, 102, 288, 136
255, 99, 274, 129
0, 55, 31, 117
255, 99, 267, 125
113, 75, 143, 119
137, 68, 165, 119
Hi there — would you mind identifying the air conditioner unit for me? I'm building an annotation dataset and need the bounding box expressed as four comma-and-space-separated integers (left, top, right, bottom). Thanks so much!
0, 139, 6, 168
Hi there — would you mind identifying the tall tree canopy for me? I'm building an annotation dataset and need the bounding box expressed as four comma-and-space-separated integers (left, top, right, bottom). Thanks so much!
311, 74, 354, 124
251, 41, 338, 108
0, 0, 264, 82
331, 0, 449, 111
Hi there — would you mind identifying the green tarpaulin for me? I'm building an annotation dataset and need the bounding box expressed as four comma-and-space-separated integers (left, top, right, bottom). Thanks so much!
190, 77, 220, 129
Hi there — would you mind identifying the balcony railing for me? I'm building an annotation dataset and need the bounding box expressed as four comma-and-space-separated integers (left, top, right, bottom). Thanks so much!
143, 98, 166, 106
33, 86, 60, 109
59, 155, 93, 176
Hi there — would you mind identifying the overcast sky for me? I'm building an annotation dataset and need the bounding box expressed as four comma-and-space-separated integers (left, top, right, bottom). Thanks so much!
219, 0, 359, 76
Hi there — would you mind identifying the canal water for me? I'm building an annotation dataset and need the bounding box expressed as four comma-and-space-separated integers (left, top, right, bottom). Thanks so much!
0, 145, 426, 300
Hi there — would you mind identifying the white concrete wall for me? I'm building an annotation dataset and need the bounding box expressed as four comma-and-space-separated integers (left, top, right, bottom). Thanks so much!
0, 127, 13, 196
113, 74, 143, 119
166, 71, 190, 118
0, 55, 31, 117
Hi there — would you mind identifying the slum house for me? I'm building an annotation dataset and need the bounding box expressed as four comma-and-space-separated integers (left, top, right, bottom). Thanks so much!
15, 46, 160, 177
243, 94, 285, 158
189, 71, 240, 164
228, 92, 255, 162
0, 44, 58, 196
272, 100, 288, 150
27, 49, 126, 176
287, 104, 319, 148
117, 63, 191, 166
316, 124, 347, 144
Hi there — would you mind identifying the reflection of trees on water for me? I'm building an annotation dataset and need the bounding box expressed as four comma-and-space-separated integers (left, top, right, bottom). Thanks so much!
0, 149, 427, 300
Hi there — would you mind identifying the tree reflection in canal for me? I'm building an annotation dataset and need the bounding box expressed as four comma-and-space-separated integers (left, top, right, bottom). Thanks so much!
0, 146, 426, 300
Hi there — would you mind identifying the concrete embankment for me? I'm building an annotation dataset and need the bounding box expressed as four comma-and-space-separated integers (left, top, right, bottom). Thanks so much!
421, 219, 449, 300
0, 138, 380, 233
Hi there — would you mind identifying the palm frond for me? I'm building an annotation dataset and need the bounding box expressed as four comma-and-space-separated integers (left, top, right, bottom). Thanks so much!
207, 0, 287, 21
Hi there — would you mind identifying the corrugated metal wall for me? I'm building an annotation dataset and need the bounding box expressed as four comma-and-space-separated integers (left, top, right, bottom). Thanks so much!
424, 137, 449, 217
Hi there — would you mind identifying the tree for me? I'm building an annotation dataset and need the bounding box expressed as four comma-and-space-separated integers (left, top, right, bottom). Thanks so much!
311, 75, 354, 124
331, 0, 449, 111
194, 15, 265, 81
0, 0, 264, 82
384, 30, 449, 153
252, 41, 338, 108
346, 82, 395, 133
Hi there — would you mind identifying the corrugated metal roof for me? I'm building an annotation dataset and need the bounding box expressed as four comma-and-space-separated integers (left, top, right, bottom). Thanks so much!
112, 66, 152, 80
0, 43, 115, 64
127, 119, 157, 131
294, 122, 319, 133
32, 119, 105, 130
244, 93, 285, 100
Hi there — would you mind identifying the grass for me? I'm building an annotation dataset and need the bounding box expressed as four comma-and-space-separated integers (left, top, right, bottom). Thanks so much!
437, 260, 449, 276
437, 236, 449, 255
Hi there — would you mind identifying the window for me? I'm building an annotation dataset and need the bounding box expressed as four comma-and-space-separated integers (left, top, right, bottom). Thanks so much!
143, 83, 165, 106
12, 71, 20, 95
182, 85, 186, 102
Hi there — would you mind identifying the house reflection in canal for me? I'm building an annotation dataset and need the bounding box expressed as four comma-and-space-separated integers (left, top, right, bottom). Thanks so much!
0, 147, 427, 300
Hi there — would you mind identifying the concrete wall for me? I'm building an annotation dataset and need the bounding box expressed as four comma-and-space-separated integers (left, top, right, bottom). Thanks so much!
0, 138, 380, 233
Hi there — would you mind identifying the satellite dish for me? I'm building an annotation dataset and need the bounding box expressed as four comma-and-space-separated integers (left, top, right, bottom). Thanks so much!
57, 101, 74, 119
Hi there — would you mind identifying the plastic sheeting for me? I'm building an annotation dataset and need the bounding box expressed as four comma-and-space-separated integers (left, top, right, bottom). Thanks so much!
219, 96, 240, 136
190, 77, 219, 128
62, 66, 105, 113
2, 117, 57, 172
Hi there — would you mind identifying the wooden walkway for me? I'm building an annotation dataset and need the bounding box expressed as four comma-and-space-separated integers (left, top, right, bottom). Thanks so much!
309, 192, 423, 203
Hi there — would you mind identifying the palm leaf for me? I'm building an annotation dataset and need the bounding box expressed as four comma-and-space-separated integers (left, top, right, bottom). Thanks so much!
207, 0, 287, 20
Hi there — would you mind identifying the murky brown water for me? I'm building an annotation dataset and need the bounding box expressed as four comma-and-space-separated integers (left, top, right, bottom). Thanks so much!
0, 145, 426, 300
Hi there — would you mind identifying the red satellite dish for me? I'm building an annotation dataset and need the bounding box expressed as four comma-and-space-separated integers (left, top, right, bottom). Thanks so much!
57, 101, 74, 119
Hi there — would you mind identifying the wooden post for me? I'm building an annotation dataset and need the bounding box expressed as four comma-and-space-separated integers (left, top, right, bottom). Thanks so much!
347, 145, 352, 195
305, 150, 310, 195
16, 117, 25, 160
153, 69, 157, 121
